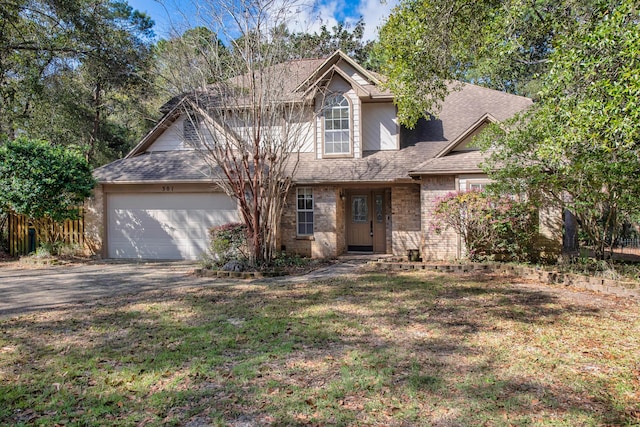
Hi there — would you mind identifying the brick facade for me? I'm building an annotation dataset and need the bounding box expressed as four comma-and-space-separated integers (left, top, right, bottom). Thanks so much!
391, 185, 421, 256
87, 178, 561, 262
421, 176, 459, 260
280, 186, 343, 258
280, 184, 426, 259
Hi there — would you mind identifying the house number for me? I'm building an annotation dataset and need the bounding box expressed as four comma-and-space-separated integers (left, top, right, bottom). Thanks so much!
162, 185, 174, 192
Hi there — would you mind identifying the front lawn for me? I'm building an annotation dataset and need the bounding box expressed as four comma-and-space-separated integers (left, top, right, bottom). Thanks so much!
1, 270, 638, 426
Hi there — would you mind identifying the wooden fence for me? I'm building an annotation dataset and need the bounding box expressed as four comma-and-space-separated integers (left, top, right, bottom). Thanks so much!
7, 209, 85, 256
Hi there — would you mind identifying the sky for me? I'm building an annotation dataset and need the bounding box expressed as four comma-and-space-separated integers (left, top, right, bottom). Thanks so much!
127, 0, 398, 42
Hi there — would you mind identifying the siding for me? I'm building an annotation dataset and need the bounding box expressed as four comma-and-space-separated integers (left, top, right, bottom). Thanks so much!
147, 117, 190, 152
337, 62, 369, 86
362, 103, 398, 151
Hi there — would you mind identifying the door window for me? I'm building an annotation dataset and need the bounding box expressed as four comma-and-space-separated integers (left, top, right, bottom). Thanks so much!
375, 194, 384, 223
352, 196, 368, 222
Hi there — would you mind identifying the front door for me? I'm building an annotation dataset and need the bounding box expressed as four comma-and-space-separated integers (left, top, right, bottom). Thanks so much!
347, 190, 386, 253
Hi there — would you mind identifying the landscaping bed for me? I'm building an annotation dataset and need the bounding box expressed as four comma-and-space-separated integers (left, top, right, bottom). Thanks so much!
371, 259, 640, 299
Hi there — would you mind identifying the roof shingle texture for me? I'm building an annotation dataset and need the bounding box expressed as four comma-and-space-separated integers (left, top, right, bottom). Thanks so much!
94, 71, 532, 184
94, 151, 213, 183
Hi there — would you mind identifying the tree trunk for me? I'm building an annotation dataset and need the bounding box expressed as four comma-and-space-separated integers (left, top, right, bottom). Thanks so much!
88, 81, 101, 163
562, 209, 579, 256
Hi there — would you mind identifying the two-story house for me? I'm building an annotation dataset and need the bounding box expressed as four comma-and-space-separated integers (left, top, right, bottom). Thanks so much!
87, 50, 537, 261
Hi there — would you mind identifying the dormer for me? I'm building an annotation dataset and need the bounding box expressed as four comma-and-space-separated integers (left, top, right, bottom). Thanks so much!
434, 113, 499, 158
299, 51, 397, 159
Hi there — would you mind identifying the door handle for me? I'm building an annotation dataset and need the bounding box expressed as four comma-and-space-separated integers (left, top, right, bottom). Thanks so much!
370, 220, 374, 237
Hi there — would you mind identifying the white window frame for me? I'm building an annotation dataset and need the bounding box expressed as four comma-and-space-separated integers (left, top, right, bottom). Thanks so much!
466, 179, 492, 191
468, 182, 489, 191
323, 94, 351, 156
296, 187, 314, 236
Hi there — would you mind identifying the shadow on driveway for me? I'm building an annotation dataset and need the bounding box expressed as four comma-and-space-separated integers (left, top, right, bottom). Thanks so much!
0, 262, 211, 318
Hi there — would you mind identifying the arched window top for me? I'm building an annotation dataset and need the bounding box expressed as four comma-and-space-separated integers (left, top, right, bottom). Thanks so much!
324, 93, 349, 108
323, 93, 351, 155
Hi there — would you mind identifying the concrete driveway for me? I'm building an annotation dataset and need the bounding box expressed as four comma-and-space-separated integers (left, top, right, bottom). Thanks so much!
0, 261, 213, 318
0, 258, 365, 319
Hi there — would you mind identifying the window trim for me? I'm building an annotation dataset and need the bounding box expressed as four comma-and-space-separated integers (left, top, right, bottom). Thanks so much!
322, 93, 353, 157
296, 187, 314, 236
466, 180, 492, 192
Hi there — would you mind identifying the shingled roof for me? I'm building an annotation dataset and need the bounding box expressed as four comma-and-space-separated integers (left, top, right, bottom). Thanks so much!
94, 151, 213, 183
408, 83, 532, 176
94, 54, 532, 184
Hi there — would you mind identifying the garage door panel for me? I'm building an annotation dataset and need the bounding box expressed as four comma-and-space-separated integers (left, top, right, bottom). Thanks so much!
108, 193, 239, 260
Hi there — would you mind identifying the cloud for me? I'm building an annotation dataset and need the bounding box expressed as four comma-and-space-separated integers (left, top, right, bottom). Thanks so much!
280, 0, 397, 41
356, 0, 398, 40
149, 0, 398, 43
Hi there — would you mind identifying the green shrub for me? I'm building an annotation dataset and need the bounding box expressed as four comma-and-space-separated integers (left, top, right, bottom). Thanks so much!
432, 190, 538, 262
270, 251, 309, 269
207, 223, 247, 267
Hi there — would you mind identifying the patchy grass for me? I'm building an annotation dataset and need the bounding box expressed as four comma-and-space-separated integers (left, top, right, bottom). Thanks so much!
1, 270, 639, 426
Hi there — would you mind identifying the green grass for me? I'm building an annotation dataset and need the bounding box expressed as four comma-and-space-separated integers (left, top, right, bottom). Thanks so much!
1, 270, 639, 426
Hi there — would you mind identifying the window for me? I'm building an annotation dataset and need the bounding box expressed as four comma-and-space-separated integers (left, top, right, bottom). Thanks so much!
183, 111, 201, 146
352, 195, 368, 222
468, 181, 490, 191
297, 188, 313, 235
375, 194, 384, 223
323, 94, 350, 155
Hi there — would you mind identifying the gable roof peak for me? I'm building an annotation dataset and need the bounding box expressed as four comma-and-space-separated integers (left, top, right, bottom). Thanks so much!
295, 49, 382, 93
433, 112, 499, 159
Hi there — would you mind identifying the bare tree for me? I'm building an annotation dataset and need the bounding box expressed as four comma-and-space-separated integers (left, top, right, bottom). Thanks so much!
163, 0, 318, 265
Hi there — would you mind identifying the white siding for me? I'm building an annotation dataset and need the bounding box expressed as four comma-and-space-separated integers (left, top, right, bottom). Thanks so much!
147, 111, 315, 154
337, 62, 369, 86
107, 193, 239, 260
295, 120, 315, 153
362, 103, 398, 151
146, 117, 190, 152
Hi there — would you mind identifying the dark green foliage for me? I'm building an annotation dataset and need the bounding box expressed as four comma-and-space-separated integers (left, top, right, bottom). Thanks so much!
375, 0, 603, 127
0, 0, 157, 166
0, 138, 95, 243
481, 0, 640, 260
282, 20, 374, 65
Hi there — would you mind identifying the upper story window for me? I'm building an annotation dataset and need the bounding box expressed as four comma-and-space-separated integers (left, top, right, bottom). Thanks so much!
323, 94, 351, 155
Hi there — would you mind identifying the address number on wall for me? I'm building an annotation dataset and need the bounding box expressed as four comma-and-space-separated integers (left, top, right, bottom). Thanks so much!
161, 185, 174, 192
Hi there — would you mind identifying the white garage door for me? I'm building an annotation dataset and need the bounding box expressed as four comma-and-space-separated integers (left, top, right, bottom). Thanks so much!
108, 193, 239, 260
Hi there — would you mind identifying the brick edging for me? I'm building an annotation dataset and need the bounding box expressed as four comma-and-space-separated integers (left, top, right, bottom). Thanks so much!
193, 269, 287, 279
370, 261, 640, 298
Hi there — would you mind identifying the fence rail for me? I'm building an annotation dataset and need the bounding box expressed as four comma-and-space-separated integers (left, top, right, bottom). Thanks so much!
7, 210, 84, 256
618, 237, 640, 249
